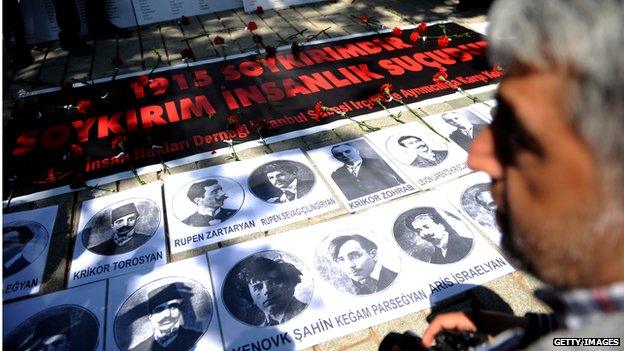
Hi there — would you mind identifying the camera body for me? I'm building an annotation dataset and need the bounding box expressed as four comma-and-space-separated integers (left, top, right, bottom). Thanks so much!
379, 330, 488, 351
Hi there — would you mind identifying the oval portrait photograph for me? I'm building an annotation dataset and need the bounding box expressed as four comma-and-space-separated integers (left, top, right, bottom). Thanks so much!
385, 132, 448, 168
248, 160, 316, 204
3, 220, 49, 278
315, 230, 400, 295
222, 250, 313, 327
393, 207, 474, 264
81, 198, 161, 256
4, 305, 100, 351
172, 176, 244, 227
113, 277, 213, 351
461, 183, 498, 230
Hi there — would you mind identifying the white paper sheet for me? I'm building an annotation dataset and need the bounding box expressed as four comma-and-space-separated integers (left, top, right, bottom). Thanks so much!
3, 205, 58, 300
68, 182, 167, 288
132, 0, 242, 26
243, 0, 325, 13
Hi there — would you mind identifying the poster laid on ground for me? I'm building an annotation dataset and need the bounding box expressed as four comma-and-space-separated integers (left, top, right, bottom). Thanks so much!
3, 205, 58, 300
365, 117, 470, 190
208, 191, 513, 350
68, 182, 167, 288
426, 106, 491, 152
306, 138, 416, 212
131, 0, 242, 26
443, 172, 502, 245
243, 0, 324, 12
5, 22, 499, 199
3, 281, 106, 351
106, 256, 222, 351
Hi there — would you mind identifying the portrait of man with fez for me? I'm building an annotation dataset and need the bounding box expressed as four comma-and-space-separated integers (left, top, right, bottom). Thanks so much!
129, 283, 202, 351
253, 162, 315, 203
441, 111, 487, 151
397, 135, 448, 168
88, 202, 152, 256
182, 178, 238, 227
236, 256, 308, 327
328, 234, 398, 295
330, 142, 403, 200
3, 224, 36, 277
404, 208, 473, 264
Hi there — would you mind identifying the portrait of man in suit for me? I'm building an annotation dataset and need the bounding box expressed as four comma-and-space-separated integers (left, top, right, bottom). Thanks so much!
441, 111, 487, 151
237, 256, 308, 327
182, 179, 238, 227
397, 135, 448, 167
3, 224, 36, 277
404, 208, 473, 264
260, 162, 314, 203
328, 234, 398, 295
88, 202, 152, 256
129, 283, 202, 351
330, 142, 403, 200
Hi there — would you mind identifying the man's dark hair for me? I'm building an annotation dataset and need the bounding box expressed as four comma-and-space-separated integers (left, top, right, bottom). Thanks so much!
328, 234, 377, 261
397, 135, 423, 147
186, 179, 219, 202
3, 225, 35, 245
330, 143, 357, 153
237, 256, 302, 303
262, 162, 298, 177
110, 203, 139, 224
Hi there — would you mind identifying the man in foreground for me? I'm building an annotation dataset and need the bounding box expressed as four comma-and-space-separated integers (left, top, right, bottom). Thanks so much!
421, 0, 624, 348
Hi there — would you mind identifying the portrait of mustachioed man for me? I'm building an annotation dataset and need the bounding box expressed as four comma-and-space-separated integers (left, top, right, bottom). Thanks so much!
393, 207, 474, 264
3, 220, 49, 278
385, 133, 449, 168
222, 250, 313, 327
460, 182, 499, 231
248, 160, 316, 204
81, 199, 161, 256
114, 278, 213, 351
315, 232, 400, 296
4, 305, 100, 351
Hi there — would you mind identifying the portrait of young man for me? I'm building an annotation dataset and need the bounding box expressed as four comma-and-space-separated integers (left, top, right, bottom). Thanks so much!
419, 0, 624, 348
397, 135, 448, 168
441, 110, 487, 151
88, 202, 153, 256
330, 142, 403, 200
328, 234, 398, 295
250, 161, 315, 203
182, 178, 238, 227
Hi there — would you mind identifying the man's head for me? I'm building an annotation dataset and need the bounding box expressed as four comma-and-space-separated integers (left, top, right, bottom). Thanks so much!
238, 257, 302, 318
187, 179, 227, 211
328, 235, 378, 282
147, 284, 183, 335
469, 0, 624, 287
35, 314, 70, 351
406, 209, 450, 248
442, 112, 472, 131
398, 135, 430, 153
3, 225, 35, 261
331, 144, 362, 165
110, 203, 139, 238
263, 163, 298, 190
475, 189, 497, 212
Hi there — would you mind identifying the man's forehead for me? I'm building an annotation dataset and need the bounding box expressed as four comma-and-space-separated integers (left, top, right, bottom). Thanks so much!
204, 183, 222, 192
333, 145, 355, 152
338, 239, 363, 254
411, 214, 436, 225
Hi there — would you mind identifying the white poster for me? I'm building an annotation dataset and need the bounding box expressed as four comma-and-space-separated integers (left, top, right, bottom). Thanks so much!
427, 106, 491, 153
443, 172, 502, 245
470, 101, 496, 122
306, 138, 416, 212
3, 281, 106, 351
208, 192, 513, 350
3, 205, 58, 300
132, 0, 243, 26
106, 256, 222, 351
243, 0, 325, 13
68, 182, 167, 288
364, 118, 471, 191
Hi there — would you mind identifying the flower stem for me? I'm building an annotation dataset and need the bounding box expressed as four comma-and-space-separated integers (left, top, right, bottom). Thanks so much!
376, 101, 404, 124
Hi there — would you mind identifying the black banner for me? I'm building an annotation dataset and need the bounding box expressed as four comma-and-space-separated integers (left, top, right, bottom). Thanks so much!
4, 23, 500, 198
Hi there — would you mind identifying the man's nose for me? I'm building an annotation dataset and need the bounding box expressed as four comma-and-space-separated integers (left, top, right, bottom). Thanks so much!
467, 126, 503, 179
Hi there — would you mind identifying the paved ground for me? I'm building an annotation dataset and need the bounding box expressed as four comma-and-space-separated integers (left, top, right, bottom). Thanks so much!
3, 1, 550, 350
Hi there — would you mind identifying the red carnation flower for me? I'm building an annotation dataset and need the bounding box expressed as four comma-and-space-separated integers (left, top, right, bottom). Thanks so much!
314, 101, 324, 116
380, 83, 393, 95
253, 34, 263, 44
255, 6, 264, 14
180, 48, 196, 61
409, 31, 421, 43
265, 45, 277, 59
246, 21, 258, 31
111, 56, 124, 67
70, 143, 84, 156
213, 36, 225, 45
179, 15, 190, 25
369, 93, 385, 104
360, 15, 369, 24
392, 27, 402, 37
417, 22, 427, 33
437, 36, 450, 47
433, 68, 449, 82
76, 99, 92, 114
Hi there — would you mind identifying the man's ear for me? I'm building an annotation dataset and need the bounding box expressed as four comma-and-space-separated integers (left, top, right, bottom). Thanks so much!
370, 248, 377, 259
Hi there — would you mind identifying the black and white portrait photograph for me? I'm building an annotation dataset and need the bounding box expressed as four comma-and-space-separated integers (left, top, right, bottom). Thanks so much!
393, 207, 474, 264
222, 250, 313, 327
4, 305, 100, 351
3, 221, 49, 278
171, 176, 244, 227
440, 109, 488, 151
386, 133, 448, 168
113, 278, 212, 351
248, 160, 316, 204
315, 232, 400, 295
461, 182, 498, 231
81, 199, 160, 256
328, 139, 404, 200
